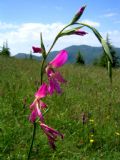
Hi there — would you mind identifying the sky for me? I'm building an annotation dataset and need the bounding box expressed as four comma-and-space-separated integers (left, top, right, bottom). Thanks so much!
0, 0, 120, 56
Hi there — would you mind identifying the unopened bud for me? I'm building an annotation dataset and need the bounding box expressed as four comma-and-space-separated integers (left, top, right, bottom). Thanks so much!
71, 6, 86, 24
32, 46, 42, 53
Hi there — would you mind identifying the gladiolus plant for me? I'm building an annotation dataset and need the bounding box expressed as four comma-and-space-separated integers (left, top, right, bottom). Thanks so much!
27, 5, 112, 160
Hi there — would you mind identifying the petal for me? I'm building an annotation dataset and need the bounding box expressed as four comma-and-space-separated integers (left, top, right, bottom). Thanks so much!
48, 79, 55, 95
53, 79, 62, 94
48, 138, 56, 150
46, 67, 54, 77
29, 108, 37, 123
30, 101, 35, 110
54, 72, 67, 83
35, 83, 48, 98
39, 100, 47, 109
40, 123, 63, 138
36, 105, 44, 122
74, 30, 87, 36
78, 6, 86, 14
49, 50, 68, 68
30, 99, 36, 109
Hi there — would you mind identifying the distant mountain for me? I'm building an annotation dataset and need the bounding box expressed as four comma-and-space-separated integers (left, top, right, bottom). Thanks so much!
14, 53, 42, 60
14, 45, 120, 64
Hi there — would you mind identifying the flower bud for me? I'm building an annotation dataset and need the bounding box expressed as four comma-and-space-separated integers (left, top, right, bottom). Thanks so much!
74, 30, 87, 36
71, 6, 86, 24
32, 46, 42, 53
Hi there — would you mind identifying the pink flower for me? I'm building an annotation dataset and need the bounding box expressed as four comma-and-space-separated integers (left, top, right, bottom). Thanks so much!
46, 50, 68, 95
35, 83, 48, 98
32, 46, 42, 53
30, 99, 47, 110
40, 122, 63, 150
74, 30, 87, 36
30, 83, 48, 109
29, 102, 44, 123
29, 83, 48, 123
48, 78, 61, 95
49, 50, 68, 68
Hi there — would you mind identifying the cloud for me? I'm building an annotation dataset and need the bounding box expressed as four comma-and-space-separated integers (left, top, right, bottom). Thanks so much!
0, 21, 119, 56
103, 12, 118, 17
0, 22, 65, 55
81, 20, 100, 27
0, 21, 18, 30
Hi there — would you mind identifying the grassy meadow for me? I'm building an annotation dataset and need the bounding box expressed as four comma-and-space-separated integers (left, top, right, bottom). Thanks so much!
0, 56, 120, 160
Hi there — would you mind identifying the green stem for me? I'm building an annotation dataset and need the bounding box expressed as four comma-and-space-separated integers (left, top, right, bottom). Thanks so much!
40, 57, 47, 85
27, 122, 36, 160
47, 23, 72, 55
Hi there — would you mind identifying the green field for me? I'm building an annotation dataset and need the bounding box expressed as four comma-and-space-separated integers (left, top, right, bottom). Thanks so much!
0, 56, 120, 160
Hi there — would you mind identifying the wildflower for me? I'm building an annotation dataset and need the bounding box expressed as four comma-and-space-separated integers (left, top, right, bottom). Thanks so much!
35, 83, 48, 98
40, 122, 64, 150
90, 139, 94, 143
46, 50, 68, 95
89, 119, 94, 123
49, 50, 68, 68
74, 30, 87, 36
71, 6, 86, 24
29, 83, 48, 123
32, 46, 42, 53
115, 132, 120, 136
90, 134, 94, 137
29, 102, 44, 123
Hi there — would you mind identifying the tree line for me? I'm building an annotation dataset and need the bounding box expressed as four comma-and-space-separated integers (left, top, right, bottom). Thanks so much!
1, 35, 120, 68
0, 41, 11, 57
76, 34, 120, 68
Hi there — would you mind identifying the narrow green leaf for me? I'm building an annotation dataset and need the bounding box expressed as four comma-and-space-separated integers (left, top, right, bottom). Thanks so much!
40, 33, 46, 59
77, 22, 113, 82
101, 39, 113, 63
79, 23, 102, 42
60, 26, 83, 37
79, 23, 113, 63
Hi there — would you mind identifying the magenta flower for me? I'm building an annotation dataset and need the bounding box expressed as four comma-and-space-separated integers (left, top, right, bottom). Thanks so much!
29, 83, 48, 123
30, 99, 47, 110
40, 122, 63, 150
29, 102, 44, 123
30, 83, 48, 109
32, 46, 42, 53
48, 78, 61, 95
74, 30, 87, 36
35, 83, 48, 98
46, 50, 68, 95
49, 50, 68, 68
